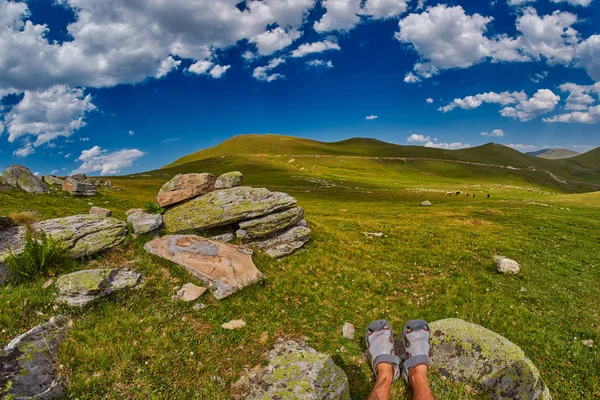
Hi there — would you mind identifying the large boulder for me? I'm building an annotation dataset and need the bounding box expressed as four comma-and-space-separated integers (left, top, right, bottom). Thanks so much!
127, 212, 163, 234
429, 318, 551, 399
236, 207, 304, 241
145, 235, 262, 299
0, 226, 26, 284
156, 173, 216, 207
163, 187, 297, 233
0, 316, 70, 399
42, 175, 64, 186
214, 171, 243, 189
1, 165, 48, 194
62, 174, 96, 196
55, 268, 141, 307
246, 225, 311, 258
232, 339, 351, 400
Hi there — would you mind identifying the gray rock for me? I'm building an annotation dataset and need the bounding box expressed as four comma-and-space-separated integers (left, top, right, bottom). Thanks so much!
156, 173, 216, 207
0, 226, 26, 284
0, 316, 70, 399
214, 171, 243, 189
245, 225, 311, 258
363, 232, 384, 238
494, 256, 520, 274
127, 212, 163, 234
104, 179, 112, 187
297, 219, 309, 227
429, 318, 551, 399
1, 165, 48, 194
125, 208, 144, 216
343, 322, 355, 339
210, 232, 235, 243
89, 206, 112, 217
62, 175, 96, 196
421, 200, 432, 206
0, 215, 14, 230
42, 175, 64, 186
163, 186, 297, 233
55, 268, 141, 307
232, 339, 351, 400
236, 207, 304, 241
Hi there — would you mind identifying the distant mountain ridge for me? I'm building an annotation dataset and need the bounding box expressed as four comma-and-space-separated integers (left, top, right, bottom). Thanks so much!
526, 148, 580, 159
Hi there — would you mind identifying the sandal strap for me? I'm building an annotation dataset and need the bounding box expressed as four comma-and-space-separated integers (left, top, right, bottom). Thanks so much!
373, 354, 401, 380
403, 354, 429, 372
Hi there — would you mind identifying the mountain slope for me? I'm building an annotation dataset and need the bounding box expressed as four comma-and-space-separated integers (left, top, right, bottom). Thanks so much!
527, 148, 580, 159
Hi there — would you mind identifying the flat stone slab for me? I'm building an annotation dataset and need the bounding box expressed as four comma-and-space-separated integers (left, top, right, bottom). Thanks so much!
246, 225, 311, 258
163, 186, 297, 233
236, 206, 304, 241
62, 176, 96, 196
0, 316, 70, 399
55, 268, 141, 307
127, 212, 163, 234
89, 206, 112, 217
232, 339, 351, 400
145, 235, 262, 299
172, 282, 207, 302
157, 173, 216, 207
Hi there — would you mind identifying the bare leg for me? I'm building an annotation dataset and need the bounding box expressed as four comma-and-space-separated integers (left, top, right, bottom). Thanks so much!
409, 365, 434, 400
367, 363, 394, 400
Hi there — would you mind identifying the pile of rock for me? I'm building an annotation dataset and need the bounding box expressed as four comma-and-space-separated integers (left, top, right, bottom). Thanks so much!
159, 171, 311, 258
1, 164, 48, 194
62, 174, 97, 196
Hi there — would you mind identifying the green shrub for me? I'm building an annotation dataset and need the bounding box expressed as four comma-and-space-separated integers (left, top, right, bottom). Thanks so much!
144, 201, 165, 215
5, 230, 67, 284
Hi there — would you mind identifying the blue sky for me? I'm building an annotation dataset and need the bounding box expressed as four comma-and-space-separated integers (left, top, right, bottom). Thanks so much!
0, 0, 599, 176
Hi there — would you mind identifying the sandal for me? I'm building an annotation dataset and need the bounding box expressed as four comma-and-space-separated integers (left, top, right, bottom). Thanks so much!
401, 319, 431, 385
365, 319, 401, 380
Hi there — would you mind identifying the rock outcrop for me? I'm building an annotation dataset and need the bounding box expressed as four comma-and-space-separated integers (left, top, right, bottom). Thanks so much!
127, 212, 163, 234
1, 165, 48, 194
55, 268, 141, 307
215, 171, 243, 189
163, 186, 297, 233
0, 316, 70, 399
0, 226, 26, 284
494, 256, 520, 274
246, 225, 311, 258
145, 235, 262, 299
156, 173, 216, 207
236, 206, 304, 241
429, 318, 551, 399
42, 175, 64, 186
232, 339, 351, 400
90, 206, 112, 217
62, 174, 97, 196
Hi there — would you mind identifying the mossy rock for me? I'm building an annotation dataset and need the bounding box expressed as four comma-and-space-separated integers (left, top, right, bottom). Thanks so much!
1, 165, 48, 194
214, 171, 243, 189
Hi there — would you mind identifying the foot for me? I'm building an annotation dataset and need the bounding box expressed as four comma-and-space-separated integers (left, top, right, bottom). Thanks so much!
365, 320, 401, 381
401, 320, 431, 386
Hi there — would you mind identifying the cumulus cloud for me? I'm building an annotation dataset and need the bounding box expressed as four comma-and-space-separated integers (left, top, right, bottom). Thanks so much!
187, 61, 231, 79
13, 143, 35, 157
510, 0, 593, 5
253, 57, 286, 82
439, 91, 527, 113
361, 0, 410, 19
128, 130, 135, 136
250, 27, 301, 56
208, 65, 231, 79
481, 129, 505, 137
407, 134, 429, 142
424, 141, 471, 149
404, 72, 421, 83
578, 35, 600, 81
508, 143, 537, 151
291, 40, 341, 57
426, 98, 434, 104
72, 146, 145, 175
306, 59, 334, 68
313, 0, 410, 32
3, 85, 96, 147
365, 115, 378, 120
557, 82, 599, 111
544, 105, 600, 124
155, 56, 181, 79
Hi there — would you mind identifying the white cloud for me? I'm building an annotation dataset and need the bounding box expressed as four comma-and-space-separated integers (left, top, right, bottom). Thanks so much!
161, 137, 180, 143
128, 130, 135, 136
361, 0, 410, 19
187, 61, 231, 79
407, 134, 429, 142
365, 115, 378, 120
578, 35, 600, 81
500, 89, 561, 121
72, 146, 145, 175
64, 153, 72, 158
426, 98, 434, 104
404, 72, 421, 83
508, 143, 537, 151
530, 70, 548, 83
253, 57, 286, 82
50, 169, 58, 174
241, 51, 258, 62
80, 137, 90, 141
557, 82, 598, 111
3, 85, 96, 147
552, 0, 593, 5
508, 0, 535, 5
306, 59, 333, 68
424, 141, 471, 149
13, 143, 34, 157
544, 105, 600, 123
208, 65, 231, 79
439, 91, 527, 113
314, 0, 362, 32
155, 56, 181, 78
250, 27, 301, 56
291, 40, 340, 58
481, 129, 504, 137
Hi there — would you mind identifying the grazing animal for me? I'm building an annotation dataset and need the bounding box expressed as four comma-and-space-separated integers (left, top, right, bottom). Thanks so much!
466, 193, 469, 197
472, 194, 476, 198
455, 191, 461, 195
446, 192, 453, 196
487, 194, 490, 199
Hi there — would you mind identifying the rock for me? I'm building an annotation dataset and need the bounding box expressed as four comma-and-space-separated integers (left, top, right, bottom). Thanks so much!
62, 175, 96, 196
343, 322, 355, 339
429, 318, 551, 400
0, 226, 26, 284
89, 206, 112, 217
363, 232, 384, 238
298, 219, 309, 227
193, 303, 206, 310
172, 283, 207, 302
42, 175, 64, 186
144, 235, 262, 299
127, 212, 163, 234
156, 173, 216, 207
210, 232, 235, 243
126, 208, 144, 216
232, 339, 351, 400
104, 179, 112, 187
1, 165, 48, 194
55, 268, 141, 307
0, 215, 14, 230
42, 278, 54, 289
421, 200, 432, 206
214, 171, 243, 189
222, 319, 246, 330
0, 316, 69, 400
581, 339, 594, 348
246, 225, 311, 258
236, 207, 304, 241
494, 256, 520, 274
163, 186, 297, 233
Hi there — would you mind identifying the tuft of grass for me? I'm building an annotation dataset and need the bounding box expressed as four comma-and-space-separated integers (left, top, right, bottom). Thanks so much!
8, 211, 38, 227
144, 201, 165, 215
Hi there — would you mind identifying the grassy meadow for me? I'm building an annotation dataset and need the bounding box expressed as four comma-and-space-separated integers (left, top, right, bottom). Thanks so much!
1, 139, 599, 399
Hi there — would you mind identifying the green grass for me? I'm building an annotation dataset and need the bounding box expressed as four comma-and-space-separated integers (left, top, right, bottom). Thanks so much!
1, 150, 599, 399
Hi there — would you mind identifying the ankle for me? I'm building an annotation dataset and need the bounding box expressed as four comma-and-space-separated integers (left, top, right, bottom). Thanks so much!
375, 363, 394, 381
408, 364, 428, 384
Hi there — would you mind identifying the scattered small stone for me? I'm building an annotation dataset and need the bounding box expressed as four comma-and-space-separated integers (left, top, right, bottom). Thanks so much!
494, 255, 520, 274
343, 322, 355, 339
89, 206, 112, 217
520, 287, 527, 292
192, 302, 206, 310
582, 339, 594, 348
88, 202, 94, 206
42, 278, 54, 289
172, 283, 207, 302
222, 319, 246, 330
363, 232, 384, 238
421, 200, 432, 206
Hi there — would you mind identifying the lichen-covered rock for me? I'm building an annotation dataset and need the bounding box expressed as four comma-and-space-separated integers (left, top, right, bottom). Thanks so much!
42, 175, 64, 186
1, 165, 48, 194
494, 256, 520, 274
232, 339, 351, 400
89, 206, 112, 217
246, 225, 311, 258
210, 232, 235, 243
236, 207, 304, 241
0, 316, 70, 399
62, 175, 97, 196
145, 235, 262, 299
214, 171, 243, 189
104, 179, 113, 187
127, 212, 163, 234
163, 186, 297, 233
0, 226, 26, 284
55, 268, 141, 307
429, 318, 551, 400
156, 173, 216, 207
126, 208, 144, 216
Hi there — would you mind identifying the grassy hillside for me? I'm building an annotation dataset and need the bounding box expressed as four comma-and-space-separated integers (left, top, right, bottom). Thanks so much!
527, 148, 581, 159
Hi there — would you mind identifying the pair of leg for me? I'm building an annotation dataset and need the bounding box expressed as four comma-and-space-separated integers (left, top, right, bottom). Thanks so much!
368, 364, 433, 400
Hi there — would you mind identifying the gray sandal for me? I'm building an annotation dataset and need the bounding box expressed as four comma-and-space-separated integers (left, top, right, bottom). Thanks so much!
401, 319, 431, 385
365, 320, 401, 380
